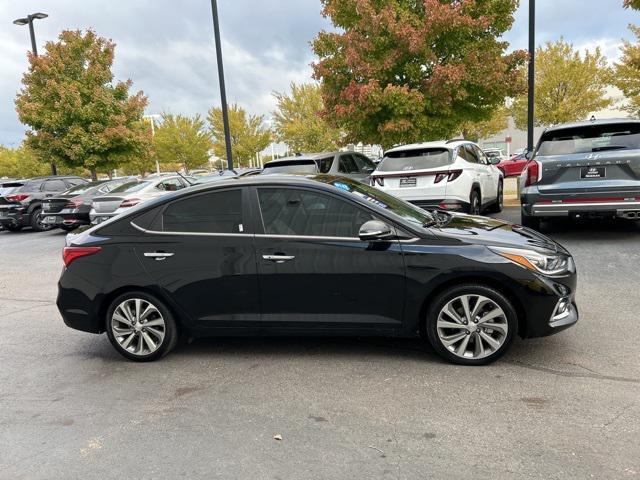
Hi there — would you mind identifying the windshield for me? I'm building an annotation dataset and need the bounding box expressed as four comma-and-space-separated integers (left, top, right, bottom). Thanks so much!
377, 148, 452, 172
109, 181, 152, 194
537, 123, 640, 156
324, 177, 435, 227
263, 160, 318, 174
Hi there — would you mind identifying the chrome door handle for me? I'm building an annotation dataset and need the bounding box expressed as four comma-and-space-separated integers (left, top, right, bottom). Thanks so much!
262, 254, 295, 263
144, 252, 175, 261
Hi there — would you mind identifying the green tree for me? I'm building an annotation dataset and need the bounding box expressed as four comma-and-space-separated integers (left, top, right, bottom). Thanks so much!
114, 121, 156, 176
461, 106, 509, 143
510, 40, 612, 129
15, 29, 149, 180
614, 25, 640, 117
0, 144, 88, 178
624, 0, 640, 9
153, 114, 211, 172
273, 82, 342, 152
312, 0, 527, 148
208, 104, 271, 167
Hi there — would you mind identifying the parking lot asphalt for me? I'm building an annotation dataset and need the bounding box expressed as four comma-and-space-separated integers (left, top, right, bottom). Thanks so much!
0, 208, 639, 480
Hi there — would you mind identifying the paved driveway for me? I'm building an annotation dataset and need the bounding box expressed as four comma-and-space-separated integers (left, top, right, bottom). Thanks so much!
0, 210, 638, 479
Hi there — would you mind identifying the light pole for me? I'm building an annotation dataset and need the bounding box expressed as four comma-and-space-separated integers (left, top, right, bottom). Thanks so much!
14, 12, 56, 175
210, 0, 233, 171
527, 0, 535, 154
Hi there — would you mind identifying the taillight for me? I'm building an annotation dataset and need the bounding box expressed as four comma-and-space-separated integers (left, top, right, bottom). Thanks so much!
65, 198, 83, 209
120, 198, 140, 208
370, 177, 384, 187
434, 170, 463, 183
62, 246, 102, 267
6, 193, 30, 203
524, 161, 542, 187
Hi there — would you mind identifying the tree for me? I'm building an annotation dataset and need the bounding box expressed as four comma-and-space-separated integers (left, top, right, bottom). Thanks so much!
114, 121, 156, 176
460, 106, 509, 143
510, 40, 612, 129
153, 114, 211, 172
208, 104, 271, 167
0, 145, 49, 178
624, 0, 640, 9
614, 25, 640, 117
15, 29, 149, 180
312, 0, 527, 148
273, 83, 343, 152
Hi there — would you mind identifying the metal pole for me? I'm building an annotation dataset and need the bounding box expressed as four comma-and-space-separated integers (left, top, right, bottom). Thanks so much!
527, 0, 535, 154
210, 0, 233, 171
27, 16, 38, 56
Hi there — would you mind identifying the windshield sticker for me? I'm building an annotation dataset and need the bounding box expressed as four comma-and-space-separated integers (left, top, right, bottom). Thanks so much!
332, 181, 351, 192
352, 191, 388, 209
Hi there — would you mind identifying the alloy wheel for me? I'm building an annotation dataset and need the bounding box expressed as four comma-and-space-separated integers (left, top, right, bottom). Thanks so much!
436, 294, 508, 360
111, 298, 166, 356
498, 183, 504, 209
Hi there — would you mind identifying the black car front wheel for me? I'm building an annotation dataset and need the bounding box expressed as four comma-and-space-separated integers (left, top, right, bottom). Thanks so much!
105, 292, 178, 362
30, 209, 55, 232
425, 284, 517, 365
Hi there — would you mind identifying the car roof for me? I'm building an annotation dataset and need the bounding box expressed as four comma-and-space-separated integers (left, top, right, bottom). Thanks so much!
543, 118, 640, 133
384, 140, 471, 154
265, 152, 338, 165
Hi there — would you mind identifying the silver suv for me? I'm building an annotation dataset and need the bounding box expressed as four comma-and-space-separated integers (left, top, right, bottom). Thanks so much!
520, 119, 640, 229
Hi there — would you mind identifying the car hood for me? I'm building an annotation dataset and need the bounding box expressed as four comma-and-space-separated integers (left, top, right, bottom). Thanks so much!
432, 213, 564, 253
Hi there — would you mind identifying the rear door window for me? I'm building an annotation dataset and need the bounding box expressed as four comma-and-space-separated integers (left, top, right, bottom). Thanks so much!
463, 145, 480, 163
338, 155, 359, 174
258, 188, 373, 238
43, 179, 67, 192
162, 189, 244, 234
352, 154, 376, 173
378, 148, 452, 172
316, 156, 334, 173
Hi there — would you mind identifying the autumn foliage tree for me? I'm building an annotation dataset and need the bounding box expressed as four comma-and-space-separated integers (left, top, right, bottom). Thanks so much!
15, 30, 149, 180
312, 0, 526, 148
510, 40, 612, 129
272, 83, 343, 152
615, 25, 640, 117
153, 114, 212, 172
208, 104, 271, 167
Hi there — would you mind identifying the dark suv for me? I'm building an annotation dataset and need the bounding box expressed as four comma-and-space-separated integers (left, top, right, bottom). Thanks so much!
0, 176, 87, 232
520, 119, 640, 229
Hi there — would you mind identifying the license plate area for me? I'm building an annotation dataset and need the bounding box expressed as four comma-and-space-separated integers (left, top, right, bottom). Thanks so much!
43, 216, 57, 224
399, 177, 417, 187
581, 167, 605, 179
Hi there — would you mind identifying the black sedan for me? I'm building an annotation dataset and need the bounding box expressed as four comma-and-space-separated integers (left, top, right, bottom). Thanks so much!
57, 175, 578, 365
41, 177, 134, 230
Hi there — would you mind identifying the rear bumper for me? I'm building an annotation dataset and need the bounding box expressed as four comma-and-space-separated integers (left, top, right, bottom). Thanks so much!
523, 200, 640, 218
0, 207, 28, 227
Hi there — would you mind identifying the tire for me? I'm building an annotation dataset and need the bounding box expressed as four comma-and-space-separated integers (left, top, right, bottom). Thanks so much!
521, 212, 541, 231
498, 168, 506, 178
468, 189, 481, 215
4, 224, 23, 232
425, 284, 518, 366
29, 208, 55, 232
488, 181, 504, 213
105, 291, 178, 362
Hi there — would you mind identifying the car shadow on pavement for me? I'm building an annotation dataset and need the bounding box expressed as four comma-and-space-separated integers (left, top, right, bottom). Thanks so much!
535, 217, 640, 240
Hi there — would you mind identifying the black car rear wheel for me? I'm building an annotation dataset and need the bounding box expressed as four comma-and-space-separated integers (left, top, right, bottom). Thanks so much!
30, 208, 55, 232
425, 284, 517, 365
4, 224, 22, 232
105, 291, 178, 362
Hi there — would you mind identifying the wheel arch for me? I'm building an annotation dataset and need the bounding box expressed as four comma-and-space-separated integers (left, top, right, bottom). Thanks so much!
417, 274, 527, 338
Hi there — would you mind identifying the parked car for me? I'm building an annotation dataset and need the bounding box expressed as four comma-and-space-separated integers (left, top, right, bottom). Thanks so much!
0, 176, 87, 232
371, 140, 504, 214
90, 175, 195, 224
262, 152, 376, 183
520, 119, 640, 229
41, 177, 135, 231
58, 174, 577, 365
188, 169, 211, 177
195, 170, 238, 184
484, 149, 506, 163
0, 179, 23, 196
496, 152, 528, 177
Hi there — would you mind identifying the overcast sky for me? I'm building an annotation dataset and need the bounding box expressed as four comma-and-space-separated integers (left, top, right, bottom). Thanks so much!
1, 0, 639, 146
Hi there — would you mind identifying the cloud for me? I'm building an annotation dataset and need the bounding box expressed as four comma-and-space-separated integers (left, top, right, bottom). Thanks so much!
1, 0, 638, 146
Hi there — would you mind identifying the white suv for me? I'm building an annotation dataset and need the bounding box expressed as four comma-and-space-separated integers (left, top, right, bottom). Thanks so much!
370, 140, 503, 215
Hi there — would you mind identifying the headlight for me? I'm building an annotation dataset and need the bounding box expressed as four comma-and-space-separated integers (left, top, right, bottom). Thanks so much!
489, 246, 572, 276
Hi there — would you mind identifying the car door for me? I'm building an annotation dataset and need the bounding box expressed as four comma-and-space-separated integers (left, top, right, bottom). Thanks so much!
252, 186, 406, 332
468, 145, 498, 203
134, 187, 260, 328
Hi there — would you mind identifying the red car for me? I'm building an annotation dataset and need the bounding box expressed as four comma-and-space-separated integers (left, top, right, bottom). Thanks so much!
496, 152, 528, 177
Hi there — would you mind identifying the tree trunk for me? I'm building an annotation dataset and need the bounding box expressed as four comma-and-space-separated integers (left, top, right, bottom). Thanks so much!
90, 167, 97, 181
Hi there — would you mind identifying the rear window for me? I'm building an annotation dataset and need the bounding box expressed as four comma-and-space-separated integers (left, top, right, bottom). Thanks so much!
110, 181, 152, 193
262, 160, 318, 174
377, 148, 452, 172
537, 123, 640, 157
16, 180, 43, 192
64, 182, 103, 195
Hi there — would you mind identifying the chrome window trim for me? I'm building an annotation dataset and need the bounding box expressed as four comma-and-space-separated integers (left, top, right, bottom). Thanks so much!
130, 221, 249, 238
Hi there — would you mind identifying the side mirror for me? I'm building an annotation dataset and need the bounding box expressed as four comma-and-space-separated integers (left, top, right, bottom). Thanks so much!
488, 157, 501, 165
359, 220, 394, 241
